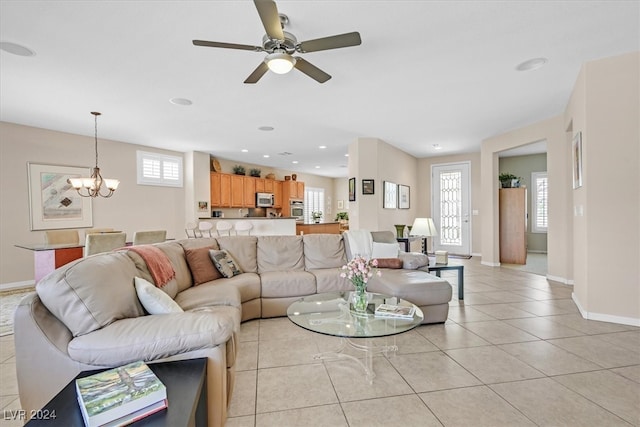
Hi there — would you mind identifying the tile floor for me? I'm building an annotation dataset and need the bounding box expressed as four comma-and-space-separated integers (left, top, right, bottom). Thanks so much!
2, 257, 639, 426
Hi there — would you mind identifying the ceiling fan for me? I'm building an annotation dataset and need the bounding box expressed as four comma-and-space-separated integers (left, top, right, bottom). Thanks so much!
192, 0, 362, 84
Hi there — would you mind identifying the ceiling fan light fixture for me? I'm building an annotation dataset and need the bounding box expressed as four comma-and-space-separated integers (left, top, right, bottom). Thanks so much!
265, 52, 296, 74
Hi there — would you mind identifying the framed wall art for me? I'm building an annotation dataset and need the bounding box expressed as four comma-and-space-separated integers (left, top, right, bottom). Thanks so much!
398, 184, 410, 209
572, 132, 583, 189
28, 163, 93, 230
362, 179, 375, 195
383, 181, 397, 209
348, 177, 356, 201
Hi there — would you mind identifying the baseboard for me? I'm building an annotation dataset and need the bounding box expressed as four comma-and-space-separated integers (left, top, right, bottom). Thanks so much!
471, 252, 482, 257
481, 261, 501, 267
572, 293, 640, 327
0, 280, 35, 292
547, 275, 574, 285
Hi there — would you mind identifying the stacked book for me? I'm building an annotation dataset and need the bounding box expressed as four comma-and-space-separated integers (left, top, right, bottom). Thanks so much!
76, 361, 167, 427
374, 303, 416, 319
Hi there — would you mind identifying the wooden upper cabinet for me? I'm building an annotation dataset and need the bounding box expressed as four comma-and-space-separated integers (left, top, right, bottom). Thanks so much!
243, 176, 256, 207
296, 181, 305, 199
255, 179, 265, 193
220, 174, 231, 207
264, 179, 274, 193
230, 175, 244, 207
210, 173, 221, 207
273, 180, 283, 208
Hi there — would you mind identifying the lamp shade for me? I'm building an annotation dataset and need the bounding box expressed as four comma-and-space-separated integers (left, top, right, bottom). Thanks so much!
265, 52, 296, 74
410, 218, 437, 237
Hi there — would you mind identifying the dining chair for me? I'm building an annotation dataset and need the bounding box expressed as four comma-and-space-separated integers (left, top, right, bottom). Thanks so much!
198, 222, 214, 237
84, 228, 115, 235
215, 221, 233, 236
234, 220, 253, 235
84, 232, 126, 256
185, 222, 201, 238
45, 230, 79, 245
132, 230, 167, 245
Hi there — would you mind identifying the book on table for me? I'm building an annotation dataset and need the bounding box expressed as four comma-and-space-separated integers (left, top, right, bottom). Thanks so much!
374, 303, 416, 319
75, 360, 167, 427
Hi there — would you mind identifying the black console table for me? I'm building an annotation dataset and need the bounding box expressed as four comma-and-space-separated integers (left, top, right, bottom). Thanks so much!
427, 264, 464, 300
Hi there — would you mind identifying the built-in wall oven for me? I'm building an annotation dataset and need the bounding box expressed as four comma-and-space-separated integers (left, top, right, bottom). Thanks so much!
290, 200, 304, 220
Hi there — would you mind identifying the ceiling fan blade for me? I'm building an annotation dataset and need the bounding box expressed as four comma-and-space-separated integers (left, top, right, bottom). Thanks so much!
193, 40, 263, 52
244, 61, 270, 84
293, 58, 331, 83
254, 0, 284, 41
297, 32, 362, 53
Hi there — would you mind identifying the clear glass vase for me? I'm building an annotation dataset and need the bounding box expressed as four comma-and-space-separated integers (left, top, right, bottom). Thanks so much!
352, 287, 369, 313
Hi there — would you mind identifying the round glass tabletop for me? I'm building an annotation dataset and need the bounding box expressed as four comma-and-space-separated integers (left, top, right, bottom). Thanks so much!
287, 291, 423, 338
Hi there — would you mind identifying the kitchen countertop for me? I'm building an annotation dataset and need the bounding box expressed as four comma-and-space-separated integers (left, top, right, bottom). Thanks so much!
198, 217, 296, 220
298, 222, 340, 225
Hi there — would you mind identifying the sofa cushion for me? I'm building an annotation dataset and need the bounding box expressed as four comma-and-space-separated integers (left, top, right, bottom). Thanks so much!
184, 246, 221, 285
216, 236, 258, 273
36, 251, 145, 337
371, 231, 397, 243
210, 249, 243, 278
178, 237, 219, 251
367, 269, 452, 307
260, 271, 316, 298
126, 250, 179, 299
371, 241, 399, 258
309, 268, 353, 293
134, 277, 184, 314
399, 252, 430, 269
155, 242, 193, 293
303, 234, 347, 269
203, 273, 262, 304
257, 236, 305, 272
174, 282, 241, 312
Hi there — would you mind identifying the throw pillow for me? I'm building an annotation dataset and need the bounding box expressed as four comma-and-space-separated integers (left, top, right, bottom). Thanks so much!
374, 258, 403, 269
399, 252, 429, 269
184, 246, 222, 285
134, 277, 183, 315
210, 249, 243, 278
371, 242, 399, 258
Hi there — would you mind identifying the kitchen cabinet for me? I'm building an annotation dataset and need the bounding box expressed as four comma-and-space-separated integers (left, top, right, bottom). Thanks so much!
296, 222, 340, 235
499, 188, 527, 264
263, 179, 274, 193
243, 176, 256, 207
230, 175, 244, 207
210, 172, 300, 209
283, 180, 305, 200
210, 173, 220, 207
273, 180, 282, 208
255, 179, 265, 193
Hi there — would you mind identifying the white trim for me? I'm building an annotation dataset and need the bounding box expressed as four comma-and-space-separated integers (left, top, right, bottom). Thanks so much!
471, 252, 482, 257
572, 293, 640, 326
547, 275, 574, 285
481, 261, 501, 267
136, 150, 183, 187
1, 280, 35, 292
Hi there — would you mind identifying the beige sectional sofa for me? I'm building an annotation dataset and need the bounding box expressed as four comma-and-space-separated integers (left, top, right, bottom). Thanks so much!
14, 232, 452, 426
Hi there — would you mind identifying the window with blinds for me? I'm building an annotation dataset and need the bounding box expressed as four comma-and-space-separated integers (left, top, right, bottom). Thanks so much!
136, 151, 183, 187
532, 172, 548, 233
304, 187, 325, 223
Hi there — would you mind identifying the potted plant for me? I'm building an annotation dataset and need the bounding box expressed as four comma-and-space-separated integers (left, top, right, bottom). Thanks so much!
312, 211, 323, 223
249, 168, 261, 178
499, 173, 520, 188
232, 165, 246, 175
335, 212, 349, 221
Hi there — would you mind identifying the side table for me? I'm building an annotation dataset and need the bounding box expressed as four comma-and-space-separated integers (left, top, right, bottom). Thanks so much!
427, 264, 464, 300
25, 358, 207, 426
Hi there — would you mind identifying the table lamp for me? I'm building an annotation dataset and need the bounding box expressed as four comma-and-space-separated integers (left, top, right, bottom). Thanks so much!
409, 218, 437, 255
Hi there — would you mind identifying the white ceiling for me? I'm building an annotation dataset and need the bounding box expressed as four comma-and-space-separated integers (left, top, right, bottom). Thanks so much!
1, 1, 638, 177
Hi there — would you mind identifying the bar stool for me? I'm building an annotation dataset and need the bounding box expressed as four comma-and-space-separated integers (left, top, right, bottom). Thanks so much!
185, 222, 200, 238
198, 221, 214, 237
234, 220, 253, 235
216, 221, 233, 236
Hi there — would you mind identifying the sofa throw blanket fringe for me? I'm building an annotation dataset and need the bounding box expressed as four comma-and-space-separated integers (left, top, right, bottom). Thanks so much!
126, 245, 176, 287
345, 230, 373, 259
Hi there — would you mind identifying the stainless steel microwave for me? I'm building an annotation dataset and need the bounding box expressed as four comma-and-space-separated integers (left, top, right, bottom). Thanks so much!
256, 192, 274, 207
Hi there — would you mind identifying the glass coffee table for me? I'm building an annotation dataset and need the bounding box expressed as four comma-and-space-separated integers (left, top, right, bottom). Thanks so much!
287, 291, 423, 383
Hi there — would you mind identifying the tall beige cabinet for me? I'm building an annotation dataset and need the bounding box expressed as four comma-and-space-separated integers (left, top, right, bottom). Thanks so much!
499, 188, 527, 264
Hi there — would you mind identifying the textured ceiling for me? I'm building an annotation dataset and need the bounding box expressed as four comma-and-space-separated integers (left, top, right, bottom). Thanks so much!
1, 1, 638, 177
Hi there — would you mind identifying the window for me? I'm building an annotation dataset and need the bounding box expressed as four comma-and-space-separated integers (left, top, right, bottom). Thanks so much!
304, 187, 325, 223
532, 172, 548, 233
136, 151, 183, 187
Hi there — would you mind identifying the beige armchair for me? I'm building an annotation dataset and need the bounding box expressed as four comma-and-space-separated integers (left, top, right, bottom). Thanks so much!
132, 230, 167, 245
84, 232, 126, 256
44, 230, 79, 245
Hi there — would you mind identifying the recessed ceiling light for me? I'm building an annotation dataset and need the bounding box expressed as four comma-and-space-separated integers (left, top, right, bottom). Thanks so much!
241, 149, 248, 153
0, 41, 36, 57
263, 154, 270, 158
315, 166, 320, 169
292, 160, 299, 164
169, 97, 192, 106
319, 145, 327, 149
433, 144, 443, 150
344, 154, 349, 157
515, 57, 548, 72
258, 126, 274, 131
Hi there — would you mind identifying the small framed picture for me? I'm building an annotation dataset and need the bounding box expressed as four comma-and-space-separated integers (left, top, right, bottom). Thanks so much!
383, 181, 397, 209
572, 132, 583, 189
362, 179, 375, 195
398, 185, 410, 209
348, 177, 356, 201
337, 200, 344, 209
197, 201, 209, 213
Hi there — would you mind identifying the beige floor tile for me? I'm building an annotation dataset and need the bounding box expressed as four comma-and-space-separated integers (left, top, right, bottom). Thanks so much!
549, 313, 635, 335
238, 319, 259, 342
611, 365, 640, 384
419, 385, 536, 426
236, 340, 258, 371
256, 364, 337, 413
491, 378, 631, 426
0, 363, 18, 396
499, 340, 601, 376
479, 291, 534, 303
459, 293, 501, 305
554, 370, 640, 425
258, 317, 316, 341
509, 288, 556, 301
461, 320, 539, 345
549, 335, 640, 368
543, 299, 580, 313
0, 395, 18, 411
341, 394, 442, 427
446, 305, 496, 323
227, 370, 256, 418
325, 356, 413, 401
389, 352, 481, 393
224, 415, 255, 427
462, 282, 502, 292
258, 337, 319, 368
595, 330, 640, 352
0, 337, 15, 364
473, 303, 538, 320
256, 404, 348, 427
505, 316, 584, 339
445, 346, 544, 384
510, 300, 577, 316
416, 323, 490, 350
391, 329, 439, 354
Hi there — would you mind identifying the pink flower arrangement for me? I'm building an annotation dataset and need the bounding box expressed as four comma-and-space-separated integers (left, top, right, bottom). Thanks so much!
340, 255, 382, 291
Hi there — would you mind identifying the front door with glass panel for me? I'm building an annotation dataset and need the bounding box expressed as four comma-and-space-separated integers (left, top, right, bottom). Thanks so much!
431, 162, 471, 256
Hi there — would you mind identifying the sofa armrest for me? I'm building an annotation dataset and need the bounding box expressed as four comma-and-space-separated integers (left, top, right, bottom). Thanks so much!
398, 251, 429, 269
68, 308, 238, 366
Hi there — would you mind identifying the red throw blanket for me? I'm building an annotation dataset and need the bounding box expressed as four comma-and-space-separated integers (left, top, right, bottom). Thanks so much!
127, 245, 176, 287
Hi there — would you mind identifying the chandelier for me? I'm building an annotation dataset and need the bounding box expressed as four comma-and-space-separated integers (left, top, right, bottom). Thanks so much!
67, 112, 120, 198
